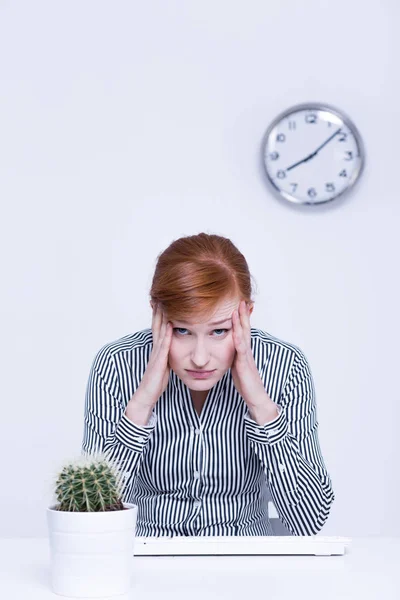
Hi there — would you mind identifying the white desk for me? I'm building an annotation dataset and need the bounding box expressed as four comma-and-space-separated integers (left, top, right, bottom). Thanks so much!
0, 537, 398, 599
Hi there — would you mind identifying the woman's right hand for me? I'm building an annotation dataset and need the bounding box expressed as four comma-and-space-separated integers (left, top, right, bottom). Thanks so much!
135, 302, 173, 407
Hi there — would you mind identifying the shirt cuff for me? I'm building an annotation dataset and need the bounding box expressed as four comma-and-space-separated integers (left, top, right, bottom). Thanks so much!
244, 403, 288, 445
115, 411, 158, 451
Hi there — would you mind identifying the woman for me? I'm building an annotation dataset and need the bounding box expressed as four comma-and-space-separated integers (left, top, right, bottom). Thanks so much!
82, 232, 335, 536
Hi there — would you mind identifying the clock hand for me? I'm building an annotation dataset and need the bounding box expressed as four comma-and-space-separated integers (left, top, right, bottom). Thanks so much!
285, 127, 342, 172
311, 127, 343, 155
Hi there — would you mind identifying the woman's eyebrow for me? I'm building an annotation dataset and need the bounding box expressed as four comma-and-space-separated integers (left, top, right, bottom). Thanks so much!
174, 318, 231, 326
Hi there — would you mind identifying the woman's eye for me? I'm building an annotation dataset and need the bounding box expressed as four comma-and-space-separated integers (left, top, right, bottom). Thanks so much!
173, 328, 230, 337
213, 329, 228, 336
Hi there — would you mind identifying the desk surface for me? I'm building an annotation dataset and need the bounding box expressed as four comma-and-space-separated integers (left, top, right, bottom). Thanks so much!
0, 537, 398, 600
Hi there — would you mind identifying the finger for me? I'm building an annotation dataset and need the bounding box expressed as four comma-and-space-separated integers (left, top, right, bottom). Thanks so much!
232, 309, 243, 346
235, 301, 250, 344
152, 303, 159, 345
233, 305, 248, 353
154, 304, 164, 346
240, 300, 251, 344
162, 322, 172, 345
239, 300, 248, 326
159, 308, 167, 339
232, 308, 240, 331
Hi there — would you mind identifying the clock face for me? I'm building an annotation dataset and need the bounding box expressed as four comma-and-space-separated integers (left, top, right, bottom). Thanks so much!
262, 104, 365, 206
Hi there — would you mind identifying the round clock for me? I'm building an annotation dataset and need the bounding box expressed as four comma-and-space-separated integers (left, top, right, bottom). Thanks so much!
261, 103, 365, 206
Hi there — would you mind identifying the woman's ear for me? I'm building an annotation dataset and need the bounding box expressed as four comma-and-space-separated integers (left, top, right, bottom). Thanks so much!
247, 302, 254, 316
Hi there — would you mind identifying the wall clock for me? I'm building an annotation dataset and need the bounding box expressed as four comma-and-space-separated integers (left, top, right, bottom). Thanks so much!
261, 103, 365, 206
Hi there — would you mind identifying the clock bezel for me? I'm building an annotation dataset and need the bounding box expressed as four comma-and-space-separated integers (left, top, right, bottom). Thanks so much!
261, 102, 366, 206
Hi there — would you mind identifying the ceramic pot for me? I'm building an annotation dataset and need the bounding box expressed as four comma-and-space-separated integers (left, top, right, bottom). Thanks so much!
46, 502, 138, 597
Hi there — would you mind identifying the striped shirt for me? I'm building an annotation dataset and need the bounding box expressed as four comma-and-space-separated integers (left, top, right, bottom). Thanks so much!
81, 327, 335, 536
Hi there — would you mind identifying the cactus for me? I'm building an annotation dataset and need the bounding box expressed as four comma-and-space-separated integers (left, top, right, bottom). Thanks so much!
54, 450, 127, 512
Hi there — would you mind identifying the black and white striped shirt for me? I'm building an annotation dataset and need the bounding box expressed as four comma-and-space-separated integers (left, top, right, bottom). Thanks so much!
82, 327, 335, 536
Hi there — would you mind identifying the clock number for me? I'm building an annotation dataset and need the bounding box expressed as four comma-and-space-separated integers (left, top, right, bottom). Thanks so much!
339, 169, 347, 177
338, 132, 348, 142
290, 183, 298, 193
344, 151, 353, 160
276, 133, 286, 142
288, 121, 296, 130
277, 170, 286, 179
308, 188, 317, 198
326, 183, 335, 192
270, 152, 279, 160
305, 113, 317, 124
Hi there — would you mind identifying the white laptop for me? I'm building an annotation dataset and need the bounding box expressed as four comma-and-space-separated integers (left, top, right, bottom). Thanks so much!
133, 535, 351, 556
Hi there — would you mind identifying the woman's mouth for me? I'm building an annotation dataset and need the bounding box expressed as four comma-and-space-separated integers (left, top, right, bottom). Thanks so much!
186, 370, 216, 379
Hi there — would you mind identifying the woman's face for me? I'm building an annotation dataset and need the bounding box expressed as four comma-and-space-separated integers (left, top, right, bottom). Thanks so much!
167, 297, 253, 390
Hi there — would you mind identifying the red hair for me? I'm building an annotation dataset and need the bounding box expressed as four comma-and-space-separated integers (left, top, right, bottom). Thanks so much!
149, 232, 257, 323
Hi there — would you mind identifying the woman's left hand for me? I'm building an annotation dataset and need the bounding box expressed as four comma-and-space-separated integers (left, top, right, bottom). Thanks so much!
230, 300, 270, 406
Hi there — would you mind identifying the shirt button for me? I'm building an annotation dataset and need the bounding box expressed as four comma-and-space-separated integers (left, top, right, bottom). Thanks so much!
278, 463, 286, 472
193, 500, 201, 508
137, 436, 145, 443
195, 428, 201, 435
194, 471, 200, 479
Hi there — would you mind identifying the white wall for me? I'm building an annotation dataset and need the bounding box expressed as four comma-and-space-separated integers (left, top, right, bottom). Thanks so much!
1, 0, 399, 538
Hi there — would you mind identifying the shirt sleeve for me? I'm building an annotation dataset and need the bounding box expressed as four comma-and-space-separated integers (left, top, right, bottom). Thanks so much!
243, 349, 335, 536
81, 345, 157, 496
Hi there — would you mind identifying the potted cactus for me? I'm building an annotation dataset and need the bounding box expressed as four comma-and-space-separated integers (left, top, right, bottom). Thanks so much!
46, 450, 138, 598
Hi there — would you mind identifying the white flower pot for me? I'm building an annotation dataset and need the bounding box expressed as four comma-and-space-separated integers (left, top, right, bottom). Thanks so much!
46, 502, 138, 598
